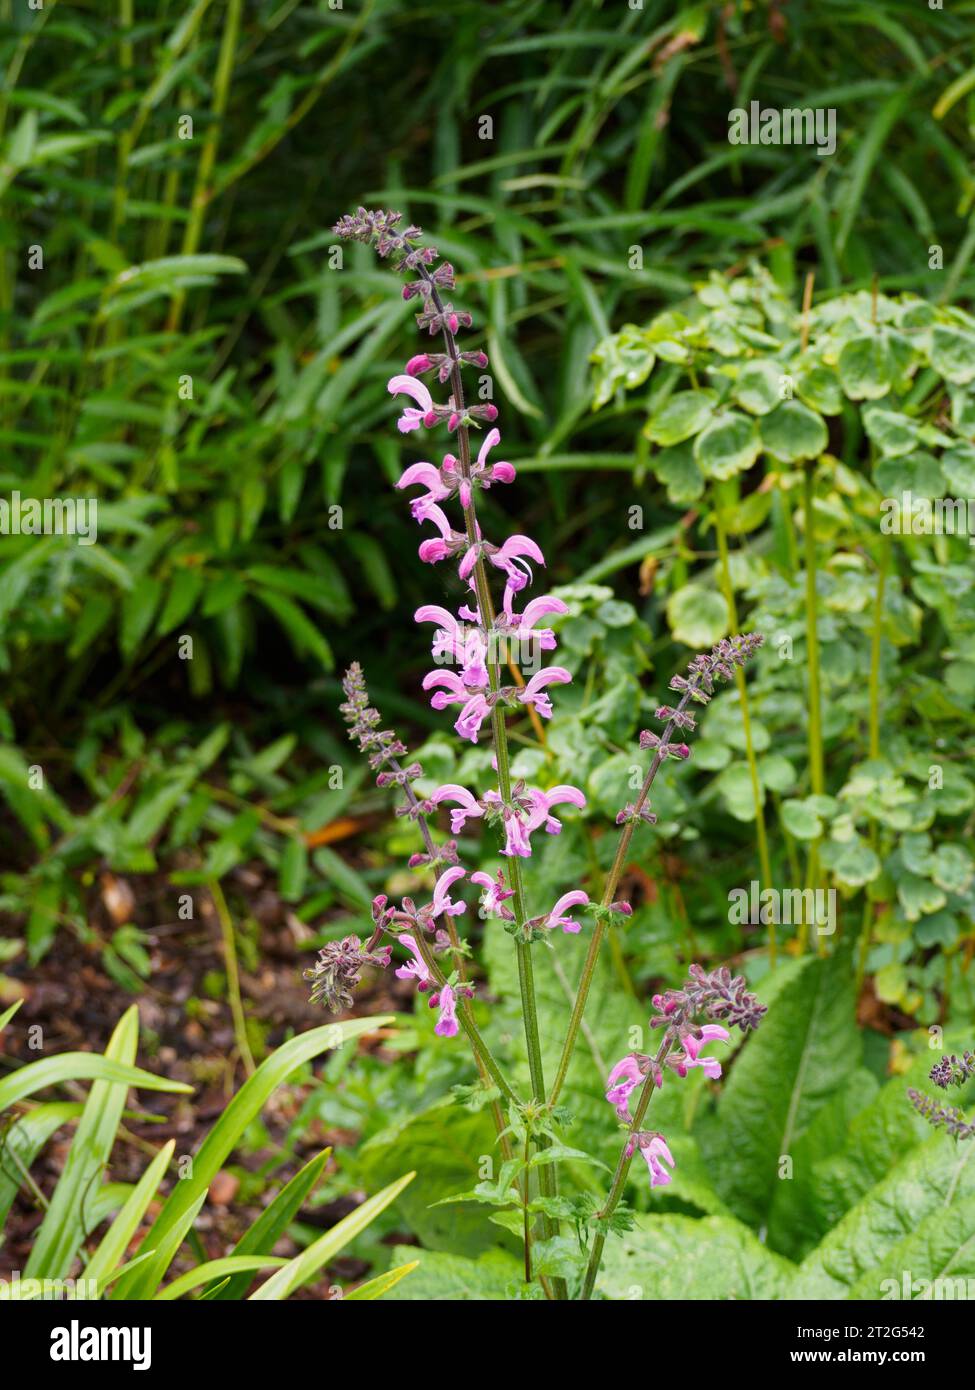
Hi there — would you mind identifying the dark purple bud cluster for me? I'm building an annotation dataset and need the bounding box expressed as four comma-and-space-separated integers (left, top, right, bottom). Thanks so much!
303, 933, 393, 1013
407, 839, 460, 870
907, 1087, 975, 1138
929, 1050, 975, 1089
615, 802, 658, 827
652, 963, 768, 1035
639, 730, 690, 760
334, 209, 486, 361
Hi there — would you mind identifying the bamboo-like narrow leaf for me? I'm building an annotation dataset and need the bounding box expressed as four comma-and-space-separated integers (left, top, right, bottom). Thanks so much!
249, 1172, 415, 1301
0, 1102, 82, 1226
81, 1140, 175, 1292
111, 1194, 207, 1300
25, 1008, 140, 1279
115, 1017, 390, 1298
0, 1054, 192, 1112
343, 1260, 419, 1301
209, 1147, 331, 1299
156, 1255, 288, 1300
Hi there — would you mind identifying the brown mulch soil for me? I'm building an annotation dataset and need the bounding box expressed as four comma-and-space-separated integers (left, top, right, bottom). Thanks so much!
0, 858, 417, 1296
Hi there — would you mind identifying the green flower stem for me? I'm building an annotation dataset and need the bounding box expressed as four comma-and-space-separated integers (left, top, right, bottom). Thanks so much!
868, 546, 888, 761
408, 929, 518, 1107
713, 487, 775, 965
855, 546, 889, 992
579, 1031, 675, 1300
207, 876, 256, 1078
549, 683, 700, 1108
801, 464, 825, 953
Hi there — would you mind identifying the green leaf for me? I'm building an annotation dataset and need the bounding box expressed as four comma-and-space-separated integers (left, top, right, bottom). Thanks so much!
666, 584, 729, 648
734, 360, 784, 415
705, 951, 862, 1235
645, 389, 717, 446
209, 1149, 331, 1300
930, 323, 975, 385
759, 400, 828, 462
381, 1245, 522, 1300
781, 798, 824, 840
693, 410, 761, 479
0, 1052, 190, 1115
596, 1213, 795, 1300
81, 1141, 175, 1293
112, 1017, 390, 1298
343, 1260, 419, 1301
157, 1255, 289, 1301
249, 1172, 415, 1300
0, 1102, 82, 1228
25, 1007, 141, 1279
792, 1133, 975, 1298
838, 332, 895, 400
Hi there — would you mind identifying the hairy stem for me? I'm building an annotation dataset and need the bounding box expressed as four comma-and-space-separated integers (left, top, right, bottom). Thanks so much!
801, 464, 825, 953
713, 489, 775, 965
550, 684, 699, 1107
579, 1032, 675, 1300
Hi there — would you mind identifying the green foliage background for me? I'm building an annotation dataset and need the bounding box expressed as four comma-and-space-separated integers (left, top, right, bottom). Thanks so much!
1, 0, 974, 1301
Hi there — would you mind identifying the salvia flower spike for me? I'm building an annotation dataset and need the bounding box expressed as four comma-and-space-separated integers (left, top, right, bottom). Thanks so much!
322, 207, 769, 1300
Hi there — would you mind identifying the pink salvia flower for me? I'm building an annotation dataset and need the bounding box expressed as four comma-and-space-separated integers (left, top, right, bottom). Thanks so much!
395, 934, 431, 985
627, 1134, 675, 1188
606, 1055, 645, 1123
470, 869, 516, 919
518, 666, 572, 719
396, 462, 450, 523
527, 784, 587, 836
546, 889, 589, 933
387, 374, 438, 432
454, 693, 492, 743
668, 1024, 730, 1080
429, 783, 483, 833
429, 866, 466, 919
489, 534, 545, 593
433, 982, 459, 1037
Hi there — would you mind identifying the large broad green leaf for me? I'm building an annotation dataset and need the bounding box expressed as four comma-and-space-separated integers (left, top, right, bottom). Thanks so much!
807, 1032, 975, 1235
846, 1195, 975, 1300
766, 1068, 879, 1261
249, 1172, 414, 1300
355, 1100, 504, 1257
596, 1213, 795, 1300
25, 1008, 142, 1279
759, 400, 828, 461
645, 389, 717, 446
382, 1245, 522, 1300
113, 1016, 391, 1298
791, 1132, 975, 1298
703, 950, 861, 1236
693, 409, 761, 479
